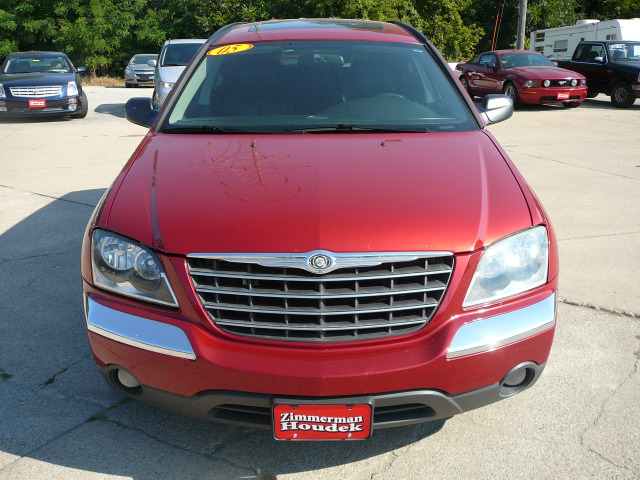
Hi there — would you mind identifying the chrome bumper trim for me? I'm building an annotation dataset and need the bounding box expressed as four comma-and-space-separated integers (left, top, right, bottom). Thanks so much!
447, 293, 556, 359
85, 296, 196, 360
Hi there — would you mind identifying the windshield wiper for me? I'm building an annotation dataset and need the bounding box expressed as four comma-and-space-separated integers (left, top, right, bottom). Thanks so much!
287, 124, 430, 133
162, 125, 254, 134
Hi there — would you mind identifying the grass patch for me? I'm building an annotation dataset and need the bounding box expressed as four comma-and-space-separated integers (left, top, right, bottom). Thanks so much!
83, 75, 125, 87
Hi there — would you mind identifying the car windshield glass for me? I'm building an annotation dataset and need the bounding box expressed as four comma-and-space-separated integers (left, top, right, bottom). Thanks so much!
499, 52, 555, 68
607, 42, 640, 61
163, 40, 476, 134
3, 54, 72, 74
160, 44, 203, 66
130, 54, 157, 65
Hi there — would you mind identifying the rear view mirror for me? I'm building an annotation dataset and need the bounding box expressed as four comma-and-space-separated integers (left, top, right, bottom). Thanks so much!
478, 94, 513, 125
125, 97, 158, 128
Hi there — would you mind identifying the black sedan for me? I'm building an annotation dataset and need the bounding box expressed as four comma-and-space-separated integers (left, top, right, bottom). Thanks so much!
0, 51, 88, 118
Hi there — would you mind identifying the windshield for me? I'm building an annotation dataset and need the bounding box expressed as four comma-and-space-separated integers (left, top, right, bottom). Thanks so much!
500, 52, 555, 68
160, 43, 203, 67
3, 54, 72, 74
607, 42, 640, 61
163, 40, 476, 134
130, 54, 157, 65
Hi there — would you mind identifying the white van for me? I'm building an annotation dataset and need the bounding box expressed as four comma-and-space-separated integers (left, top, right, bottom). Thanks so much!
530, 19, 640, 59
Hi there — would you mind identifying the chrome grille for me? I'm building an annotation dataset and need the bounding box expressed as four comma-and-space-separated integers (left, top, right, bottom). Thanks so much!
187, 252, 454, 342
9, 86, 62, 97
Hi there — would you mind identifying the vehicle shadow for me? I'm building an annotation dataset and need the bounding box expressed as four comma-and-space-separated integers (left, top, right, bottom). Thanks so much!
0, 189, 447, 478
94, 103, 127, 118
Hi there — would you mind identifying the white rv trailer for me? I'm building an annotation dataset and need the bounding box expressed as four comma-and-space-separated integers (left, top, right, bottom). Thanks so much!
530, 19, 640, 59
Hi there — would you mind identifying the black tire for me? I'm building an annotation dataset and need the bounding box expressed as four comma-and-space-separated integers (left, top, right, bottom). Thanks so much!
586, 91, 598, 99
502, 82, 520, 108
610, 82, 635, 108
125, 83, 132, 88
75, 95, 88, 118
459, 75, 473, 97
152, 91, 160, 110
563, 101, 580, 108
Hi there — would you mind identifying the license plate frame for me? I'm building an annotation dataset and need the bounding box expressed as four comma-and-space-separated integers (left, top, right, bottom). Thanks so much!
29, 99, 46, 108
557, 92, 570, 100
273, 400, 373, 441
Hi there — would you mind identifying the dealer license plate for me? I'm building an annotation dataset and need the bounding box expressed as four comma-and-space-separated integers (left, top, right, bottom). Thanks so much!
557, 92, 570, 100
29, 99, 46, 108
273, 403, 372, 440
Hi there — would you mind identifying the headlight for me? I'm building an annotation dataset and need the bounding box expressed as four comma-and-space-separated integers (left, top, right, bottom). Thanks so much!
463, 226, 549, 307
125, 66, 133, 75
91, 229, 178, 307
543, 80, 551, 87
581, 79, 587, 86
67, 81, 78, 96
159, 81, 175, 89
523, 80, 538, 88
0, 84, 5, 99
571, 79, 578, 86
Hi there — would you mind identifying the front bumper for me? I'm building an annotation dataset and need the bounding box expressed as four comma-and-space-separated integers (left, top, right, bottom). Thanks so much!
520, 86, 587, 104
84, 286, 557, 428
0, 95, 81, 115
124, 71, 154, 85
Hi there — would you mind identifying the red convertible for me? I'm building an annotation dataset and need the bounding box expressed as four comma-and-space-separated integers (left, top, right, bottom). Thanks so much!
456, 50, 587, 108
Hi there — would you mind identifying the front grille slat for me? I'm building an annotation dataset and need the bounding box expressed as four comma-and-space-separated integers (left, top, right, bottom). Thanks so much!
9, 86, 63, 97
188, 252, 454, 342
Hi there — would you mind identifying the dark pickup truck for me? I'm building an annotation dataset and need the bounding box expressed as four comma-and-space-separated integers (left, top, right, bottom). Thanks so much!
556, 41, 640, 108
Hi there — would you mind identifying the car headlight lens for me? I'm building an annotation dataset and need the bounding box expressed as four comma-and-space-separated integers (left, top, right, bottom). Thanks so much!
67, 81, 78, 96
159, 81, 175, 89
125, 66, 133, 75
91, 229, 178, 306
581, 79, 588, 86
543, 80, 551, 87
523, 80, 538, 88
571, 79, 578, 86
463, 226, 549, 307
0, 84, 5, 99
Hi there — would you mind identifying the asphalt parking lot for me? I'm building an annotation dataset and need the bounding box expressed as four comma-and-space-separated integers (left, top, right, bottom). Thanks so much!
0, 87, 638, 479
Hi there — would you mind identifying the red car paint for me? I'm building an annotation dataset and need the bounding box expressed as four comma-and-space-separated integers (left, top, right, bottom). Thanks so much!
82, 20, 558, 437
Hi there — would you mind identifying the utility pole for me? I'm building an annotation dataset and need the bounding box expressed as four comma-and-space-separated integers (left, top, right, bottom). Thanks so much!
516, 0, 528, 49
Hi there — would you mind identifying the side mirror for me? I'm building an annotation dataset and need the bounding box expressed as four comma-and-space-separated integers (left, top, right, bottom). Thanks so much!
478, 94, 513, 125
594, 56, 605, 63
148, 59, 157, 67
487, 62, 497, 69
76, 67, 86, 74
125, 97, 158, 128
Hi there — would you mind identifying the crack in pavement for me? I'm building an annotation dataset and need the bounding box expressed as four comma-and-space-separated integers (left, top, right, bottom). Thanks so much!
501, 149, 640, 181
0, 184, 98, 208
579, 356, 639, 473
559, 297, 640, 319
558, 230, 640, 242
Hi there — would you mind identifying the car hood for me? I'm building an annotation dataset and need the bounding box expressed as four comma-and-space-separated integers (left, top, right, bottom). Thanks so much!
0, 72, 76, 85
105, 131, 533, 255
156, 66, 185, 83
507, 66, 584, 79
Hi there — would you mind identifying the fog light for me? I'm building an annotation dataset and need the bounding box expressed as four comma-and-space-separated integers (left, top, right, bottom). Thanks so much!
69, 97, 77, 104
500, 362, 537, 397
0, 107, 6, 112
117, 369, 141, 389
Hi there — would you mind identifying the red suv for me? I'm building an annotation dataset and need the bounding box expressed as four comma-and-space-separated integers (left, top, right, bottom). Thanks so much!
82, 19, 558, 441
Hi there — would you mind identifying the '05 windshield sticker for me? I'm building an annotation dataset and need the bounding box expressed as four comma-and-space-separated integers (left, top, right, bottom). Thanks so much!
207, 44, 254, 56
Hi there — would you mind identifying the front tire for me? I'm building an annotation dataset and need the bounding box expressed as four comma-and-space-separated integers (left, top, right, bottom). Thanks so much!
563, 101, 580, 108
459, 75, 473, 97
503, 82, 520, 108
75, 95, 88, 118
611, 82, 635, 108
